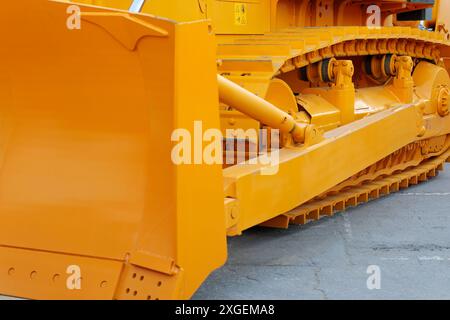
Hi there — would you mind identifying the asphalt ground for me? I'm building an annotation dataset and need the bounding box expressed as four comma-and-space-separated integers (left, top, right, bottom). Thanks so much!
193, 163, 450, 299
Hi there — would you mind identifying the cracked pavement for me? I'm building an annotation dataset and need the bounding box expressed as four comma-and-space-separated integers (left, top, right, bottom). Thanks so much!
193, 163, 450, 300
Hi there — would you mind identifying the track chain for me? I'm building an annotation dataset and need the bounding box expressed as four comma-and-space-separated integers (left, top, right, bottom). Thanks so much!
260, 147, 450, 229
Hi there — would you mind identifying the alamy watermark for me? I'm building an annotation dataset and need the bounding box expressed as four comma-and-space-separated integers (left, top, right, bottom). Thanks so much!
366, 5, 381, 28
66, 5, 81, 30
171, 121, 280, 175
366, 265, 381, 290
66, 265, 82, 290
65, 3, 383, 31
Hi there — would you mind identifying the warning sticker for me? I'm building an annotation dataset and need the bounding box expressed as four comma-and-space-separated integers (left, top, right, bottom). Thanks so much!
234, 3, 247, 26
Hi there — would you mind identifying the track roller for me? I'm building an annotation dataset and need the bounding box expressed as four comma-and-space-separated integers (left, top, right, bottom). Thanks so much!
299, 58, 337, 83
364, 54, 398, 80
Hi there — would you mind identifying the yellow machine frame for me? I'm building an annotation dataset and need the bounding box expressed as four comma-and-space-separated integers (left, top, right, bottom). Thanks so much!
0, 0, 449, 300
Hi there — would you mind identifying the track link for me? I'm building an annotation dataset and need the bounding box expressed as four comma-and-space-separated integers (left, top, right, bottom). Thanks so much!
260, 148, 450, 229
217, 26, 450, 79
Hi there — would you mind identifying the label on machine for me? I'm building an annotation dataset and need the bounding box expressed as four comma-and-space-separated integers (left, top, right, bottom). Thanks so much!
234, 3, 247, 25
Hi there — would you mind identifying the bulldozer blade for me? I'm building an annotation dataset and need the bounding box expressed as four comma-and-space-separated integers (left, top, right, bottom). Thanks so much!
0, 0, 226, 300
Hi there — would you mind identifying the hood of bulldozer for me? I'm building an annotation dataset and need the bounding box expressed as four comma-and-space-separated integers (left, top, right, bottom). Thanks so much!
0, 0, 226, 300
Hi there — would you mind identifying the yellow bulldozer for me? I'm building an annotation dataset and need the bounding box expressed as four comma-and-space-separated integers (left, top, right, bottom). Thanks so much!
0, 0, 449, 300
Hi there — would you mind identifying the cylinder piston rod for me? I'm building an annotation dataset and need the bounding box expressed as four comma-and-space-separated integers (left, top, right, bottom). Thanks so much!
217, 75, 307, 143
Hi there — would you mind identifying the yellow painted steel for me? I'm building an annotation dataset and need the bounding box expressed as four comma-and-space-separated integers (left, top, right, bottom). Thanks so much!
217, 75, 308, 143
0, 0, 449, 300
0, 0, 226, 300
224, 101, 431, 233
